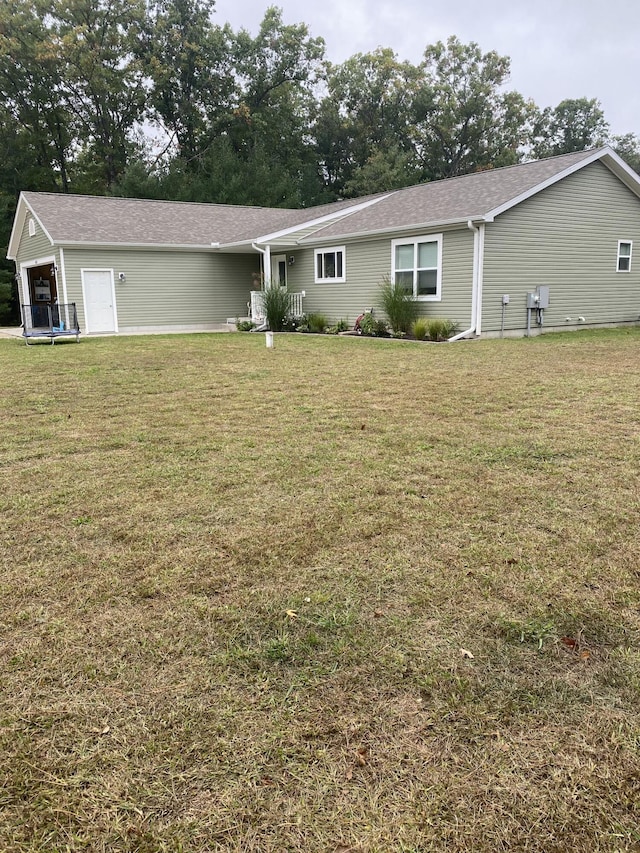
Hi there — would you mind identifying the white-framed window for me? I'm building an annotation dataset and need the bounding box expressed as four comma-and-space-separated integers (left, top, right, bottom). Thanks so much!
391, 234, 442, 300
617, 240, 632, 272
315, 246, 345, 283
28, 218, 36, 237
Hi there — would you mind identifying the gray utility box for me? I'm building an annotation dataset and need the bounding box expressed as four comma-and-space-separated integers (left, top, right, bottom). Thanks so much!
526, 286, 550, 309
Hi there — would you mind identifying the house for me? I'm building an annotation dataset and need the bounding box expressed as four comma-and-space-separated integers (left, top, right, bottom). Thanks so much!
7, 146, 640, 338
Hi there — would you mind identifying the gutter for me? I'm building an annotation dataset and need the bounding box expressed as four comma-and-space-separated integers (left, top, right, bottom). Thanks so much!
448, 220, 485, 341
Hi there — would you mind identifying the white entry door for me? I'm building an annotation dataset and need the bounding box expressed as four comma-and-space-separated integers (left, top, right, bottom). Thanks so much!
270, 254, 287, 288
82, 270, 117, 333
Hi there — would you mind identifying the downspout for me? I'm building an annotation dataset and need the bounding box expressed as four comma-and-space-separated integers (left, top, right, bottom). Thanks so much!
448, 220, 480, 341
251, 243, 266, 286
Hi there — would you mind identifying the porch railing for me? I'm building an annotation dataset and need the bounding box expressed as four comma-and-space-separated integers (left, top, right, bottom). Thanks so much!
250, 290, 304, 324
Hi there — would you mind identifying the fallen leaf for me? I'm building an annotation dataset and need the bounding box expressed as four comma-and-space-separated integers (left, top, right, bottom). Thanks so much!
580, 650, 591, 660
373, 609, 384, 618
345, 766, 353, 781
561, 636, 577, 649
460, 648, 475, 660
101, 725, 110, 735
285, 610, 298, 619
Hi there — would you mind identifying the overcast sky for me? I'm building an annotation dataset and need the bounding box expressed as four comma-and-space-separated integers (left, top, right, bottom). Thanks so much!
215, 0, 640, 138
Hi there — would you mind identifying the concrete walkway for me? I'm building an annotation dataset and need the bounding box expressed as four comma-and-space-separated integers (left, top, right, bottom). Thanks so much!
0, 327, 22, 339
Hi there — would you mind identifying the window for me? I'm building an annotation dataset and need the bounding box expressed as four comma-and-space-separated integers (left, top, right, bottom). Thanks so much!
617, 240, 632, 272
315, 246, 345, 283
392, 234, 442, 300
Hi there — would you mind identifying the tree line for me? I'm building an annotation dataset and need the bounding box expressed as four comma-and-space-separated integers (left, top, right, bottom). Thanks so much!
1, 0, 638, 322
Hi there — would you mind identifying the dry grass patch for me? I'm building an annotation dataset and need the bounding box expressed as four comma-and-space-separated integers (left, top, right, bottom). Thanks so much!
1, 330, 639, 851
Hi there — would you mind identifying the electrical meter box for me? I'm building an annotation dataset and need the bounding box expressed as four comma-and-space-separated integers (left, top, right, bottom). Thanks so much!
537, 286, 550, 309
526, 286, 550, 309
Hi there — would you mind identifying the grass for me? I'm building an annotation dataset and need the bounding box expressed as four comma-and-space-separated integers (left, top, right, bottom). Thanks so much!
1, 328, 639, 852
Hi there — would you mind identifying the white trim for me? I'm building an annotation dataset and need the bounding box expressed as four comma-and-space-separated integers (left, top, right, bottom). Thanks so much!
314, 246, 346, 283
270, 253, 287, 287
391, 234, 442, 301
7, 194, 55, 260
81, 268, 118, 334
617, 239, 633, 272
58, 248, 69, 304
484, 146, 640, 222
28, 218, 36, 237
252, 195, 392, 246
476, 223, 485, 335
18, 254, 57, 305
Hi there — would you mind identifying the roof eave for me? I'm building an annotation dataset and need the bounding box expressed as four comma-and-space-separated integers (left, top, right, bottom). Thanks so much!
295, 215, 488, 246
7, 193, 55, 260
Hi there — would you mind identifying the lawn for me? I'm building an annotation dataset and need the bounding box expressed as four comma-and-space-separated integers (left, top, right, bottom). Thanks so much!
1, 329, 639, 852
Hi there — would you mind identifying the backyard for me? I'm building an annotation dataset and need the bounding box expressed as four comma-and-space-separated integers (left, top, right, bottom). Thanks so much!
0, 329, 639, 852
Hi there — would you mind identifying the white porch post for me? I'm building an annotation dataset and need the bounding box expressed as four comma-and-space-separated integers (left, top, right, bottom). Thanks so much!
263, 244, 272, 288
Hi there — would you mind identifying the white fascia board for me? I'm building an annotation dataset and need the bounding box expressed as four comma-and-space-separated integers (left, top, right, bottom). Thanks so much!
57, 240, 221, 252
295, 215, 486, 246
597, 146, 640, 197
7, 194, 55, 260
484, 147, 618, 221
220, 194, 394, 250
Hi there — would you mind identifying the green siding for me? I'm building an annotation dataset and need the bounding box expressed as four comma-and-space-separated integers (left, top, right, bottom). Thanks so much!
62, 247, 256, 331
15, 214, 54, 266
287, 229, 475, 326
482, 161, 640, 333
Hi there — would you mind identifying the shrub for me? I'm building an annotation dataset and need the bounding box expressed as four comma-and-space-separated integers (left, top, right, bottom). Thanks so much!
425, 318, 460, 342
262, 286, 292, 332
326, 318, 350, 335
307, 313, 328, 334
359, 313, 388, 337
412, 318, 428, 341
378, 275, 419, 335
236, 319, 256, 332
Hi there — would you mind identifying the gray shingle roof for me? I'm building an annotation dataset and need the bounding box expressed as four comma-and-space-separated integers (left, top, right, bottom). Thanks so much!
297, 149, 598, 242
22, 149, 611, 251
22, 192, 377, 247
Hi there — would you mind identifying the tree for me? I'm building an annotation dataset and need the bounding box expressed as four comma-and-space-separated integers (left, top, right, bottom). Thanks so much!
532, 97, 609, 158
50, 0, 148, 191
145, 0, 236, 163
609, 133, 640, 175
315, 48, 420, 196
411, 36, 535, 180
0, 0, 75, 191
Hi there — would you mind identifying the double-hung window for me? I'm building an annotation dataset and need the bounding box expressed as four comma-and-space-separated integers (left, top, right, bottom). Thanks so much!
315, 246, 345, 283
392, 234, 442, 299
617, 240, 632, 272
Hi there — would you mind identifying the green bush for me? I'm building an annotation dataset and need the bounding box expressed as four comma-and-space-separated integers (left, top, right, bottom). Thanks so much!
326, 318, 350, 335
378, 275, 419, 334
307, 313, 328, 334
412, 318, 428, 341
235, 319, 256, 332
425, 318, 460, 342
359, 313, 388, 337
262, 286, 292, 332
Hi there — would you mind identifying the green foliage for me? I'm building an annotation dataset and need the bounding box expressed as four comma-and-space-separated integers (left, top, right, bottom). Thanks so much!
235, 319, 256, 332
359, 313, 388, 337
425, 318, 460, 342
326, 318, 350, 335
262, 286, 292, 332
378, 275, 420, 334
412, 318, 428, 341
532, 98, 609, 159
307, 313, 328, 334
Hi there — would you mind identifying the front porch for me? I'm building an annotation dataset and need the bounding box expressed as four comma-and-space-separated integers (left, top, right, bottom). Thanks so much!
248, 290, 305, 324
